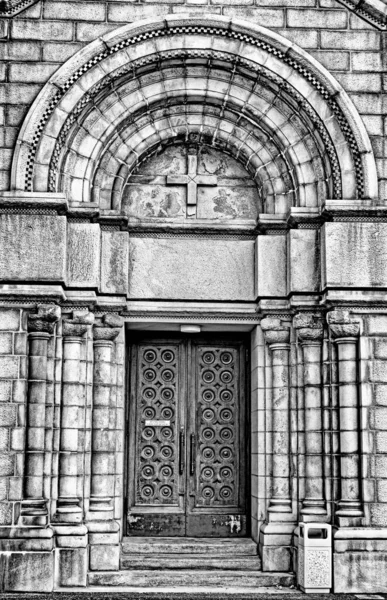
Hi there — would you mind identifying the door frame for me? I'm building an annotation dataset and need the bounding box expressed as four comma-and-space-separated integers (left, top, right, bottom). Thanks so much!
124, 331, 251, 537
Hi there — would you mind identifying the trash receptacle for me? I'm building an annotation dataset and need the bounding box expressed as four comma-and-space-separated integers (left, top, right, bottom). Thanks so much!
297, 523, 332, 593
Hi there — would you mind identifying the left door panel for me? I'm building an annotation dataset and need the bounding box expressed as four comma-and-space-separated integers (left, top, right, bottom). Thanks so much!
127, 338, 186, 536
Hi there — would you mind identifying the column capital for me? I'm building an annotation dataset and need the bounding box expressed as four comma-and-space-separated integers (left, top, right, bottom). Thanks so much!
93, 314, 124, 342
62, 311, 94, 338
28, 304, 61, 334
260, 317, 290, 346
327, 309, 360, 340
293, 313, 323, 344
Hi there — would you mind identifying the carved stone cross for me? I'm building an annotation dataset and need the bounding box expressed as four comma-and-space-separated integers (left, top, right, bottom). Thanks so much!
166, 149, 217, 215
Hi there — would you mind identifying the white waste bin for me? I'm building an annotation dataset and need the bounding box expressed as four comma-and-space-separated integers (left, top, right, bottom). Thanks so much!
297, 522, 332, 593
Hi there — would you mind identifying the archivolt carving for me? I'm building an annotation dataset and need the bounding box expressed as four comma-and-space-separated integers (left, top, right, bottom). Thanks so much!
12, 16, 377, 209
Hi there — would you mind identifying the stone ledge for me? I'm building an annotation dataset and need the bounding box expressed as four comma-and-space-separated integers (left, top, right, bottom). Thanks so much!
0, 192, 68, 215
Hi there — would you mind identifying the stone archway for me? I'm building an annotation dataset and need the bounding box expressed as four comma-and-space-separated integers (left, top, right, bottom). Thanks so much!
12, 15, 376, 207
3, 14, 383, 593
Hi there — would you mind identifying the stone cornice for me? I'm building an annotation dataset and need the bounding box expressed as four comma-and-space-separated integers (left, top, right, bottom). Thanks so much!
327, 309, 360, 339
28, 305, 61, 334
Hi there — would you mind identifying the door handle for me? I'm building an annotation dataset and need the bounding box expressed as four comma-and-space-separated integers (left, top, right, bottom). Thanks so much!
190, 433, 195, 475
179, 428, 185, 475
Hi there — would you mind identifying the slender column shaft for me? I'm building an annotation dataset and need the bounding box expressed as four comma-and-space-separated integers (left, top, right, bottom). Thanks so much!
88, 319, 122, 518
57, 321, 88, 523
24, 333, 49, 513
294, 314, 326, 517
336, 337, 362, 515
90, 338, 115, 513
302, 342, 325, 512
22, 305, 60, 523
261, 318, 292, 514
328, 310, 362, 518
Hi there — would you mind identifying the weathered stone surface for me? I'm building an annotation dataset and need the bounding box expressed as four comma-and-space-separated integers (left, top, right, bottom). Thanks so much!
256, 236, 286, 298
67, 222, 100, 288
90, 544, 120, 571
0, 215, 66, 282
129, 238, 255, 301
100, 230, 129, 295
333, 552, 387, 593
322, 223, 387, 288
0, 501, 12, 524
288, 229, 319, 293
4, 552, 54, 591
0, 310, 20, 331
57, 547, 87, 587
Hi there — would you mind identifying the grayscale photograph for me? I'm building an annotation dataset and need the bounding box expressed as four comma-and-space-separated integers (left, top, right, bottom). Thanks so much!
0, 0, 386, 596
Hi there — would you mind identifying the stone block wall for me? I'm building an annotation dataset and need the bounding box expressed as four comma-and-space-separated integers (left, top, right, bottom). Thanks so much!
0, 309, 27, 529
0, 0, 386, 199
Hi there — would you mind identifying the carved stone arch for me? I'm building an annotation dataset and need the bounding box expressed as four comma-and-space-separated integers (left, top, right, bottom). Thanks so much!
11, 15, 378, 210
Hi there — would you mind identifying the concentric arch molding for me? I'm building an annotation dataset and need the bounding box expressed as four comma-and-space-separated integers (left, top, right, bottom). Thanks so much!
11, 15, 378, 206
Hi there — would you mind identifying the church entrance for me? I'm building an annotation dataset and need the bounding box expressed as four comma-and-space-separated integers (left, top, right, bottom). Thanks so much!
126, 334, 249, 537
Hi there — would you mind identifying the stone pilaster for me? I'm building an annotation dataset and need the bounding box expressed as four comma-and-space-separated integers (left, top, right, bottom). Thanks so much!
327, 310, 363, 523
21, 305, 60, 526
294, 313, 326, 521
87, 314, 123, 572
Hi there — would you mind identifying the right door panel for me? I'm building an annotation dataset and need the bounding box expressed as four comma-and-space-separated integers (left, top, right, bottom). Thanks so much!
186, 339, 248, 537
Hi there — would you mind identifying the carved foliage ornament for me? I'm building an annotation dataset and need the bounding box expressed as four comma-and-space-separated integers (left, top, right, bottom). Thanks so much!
93, 313, 124, 342
327, 309, 360, 339
261, 317, 291, 346
28, 305, 61, 334
293, 313, 324, 343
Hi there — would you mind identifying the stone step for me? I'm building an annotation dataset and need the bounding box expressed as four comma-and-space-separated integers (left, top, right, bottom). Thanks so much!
121, 536, 257, 556
120, 554, 262, 571
89, 570, 295, 588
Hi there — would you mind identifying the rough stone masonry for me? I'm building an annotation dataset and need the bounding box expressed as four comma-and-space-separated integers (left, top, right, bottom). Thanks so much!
0, 0, 387, 594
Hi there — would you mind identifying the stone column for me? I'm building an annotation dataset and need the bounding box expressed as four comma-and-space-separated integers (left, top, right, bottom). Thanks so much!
88, 315, 123, 572
261, 317, 292, 514
89, 317, 123, 514
22, 305, 60, 526
327, 310, 362, 520
294, 313, 326, 520
56, 316, 92, 524
54, 313, 93, 588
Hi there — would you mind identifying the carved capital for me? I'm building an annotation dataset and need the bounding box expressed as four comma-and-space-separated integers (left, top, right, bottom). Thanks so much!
327, 310, 360, 339
93, 327, 121, 342
28, 304, 61, 334
293, 313, 323, 344
260, 317, 290, 346
62, 311, 94, 338
93, 314, 124, 342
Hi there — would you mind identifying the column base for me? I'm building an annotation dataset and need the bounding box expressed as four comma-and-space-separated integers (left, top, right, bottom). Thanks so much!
268, 498, 292, 513
19, 499, 48, 526
55, 497, 83, 523
259, 522, 296, 572
54, 525, 88, 588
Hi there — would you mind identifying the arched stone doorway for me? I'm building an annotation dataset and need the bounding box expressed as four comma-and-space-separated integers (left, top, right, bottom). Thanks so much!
1, 14, 381, 593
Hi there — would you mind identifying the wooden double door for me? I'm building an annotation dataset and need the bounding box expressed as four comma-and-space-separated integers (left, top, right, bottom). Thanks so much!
126, 334, 249, 537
